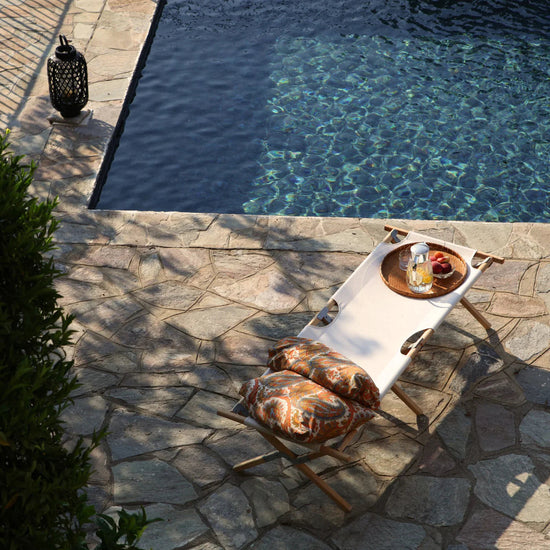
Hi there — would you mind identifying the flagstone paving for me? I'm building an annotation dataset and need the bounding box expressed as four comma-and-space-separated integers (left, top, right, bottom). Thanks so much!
3, 0, 550, 548
50, 219, 550, 549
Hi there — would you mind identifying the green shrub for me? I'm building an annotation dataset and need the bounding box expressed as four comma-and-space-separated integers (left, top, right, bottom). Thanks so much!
0, 130, 158, 549
94, 508, 161, 550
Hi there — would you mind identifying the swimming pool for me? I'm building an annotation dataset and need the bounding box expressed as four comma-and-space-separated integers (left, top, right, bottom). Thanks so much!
94, 0, 550, 222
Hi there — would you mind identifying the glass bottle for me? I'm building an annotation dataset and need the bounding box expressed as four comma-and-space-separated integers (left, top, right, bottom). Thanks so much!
407, 242, 433, 293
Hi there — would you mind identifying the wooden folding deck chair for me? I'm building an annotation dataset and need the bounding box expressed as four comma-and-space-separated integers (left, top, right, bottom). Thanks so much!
218, 224, 504, 512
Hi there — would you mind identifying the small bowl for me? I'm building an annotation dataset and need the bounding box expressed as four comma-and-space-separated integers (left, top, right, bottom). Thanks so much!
433, 268, 455, 279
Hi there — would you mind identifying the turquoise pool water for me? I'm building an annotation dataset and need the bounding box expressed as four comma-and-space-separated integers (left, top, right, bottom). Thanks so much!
95, 0, 550, 222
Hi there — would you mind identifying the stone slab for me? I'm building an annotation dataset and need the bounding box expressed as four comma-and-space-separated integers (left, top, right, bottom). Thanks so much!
252, 526, 332, 550
489, 293, 548, 318
475, 402, 516, 452
505, 320, 550, 362
60, 395, 108, 435
416, 438, 456, 476
474, 372, 526, 406
71, 366, 119, 395
132, 281, 203, 310
386, 476, 471, 526
476, 260, 531, 294
166, 305, 255, 340
456, 508, 550, 549
241, 478, 289, 528
176, 390, 238, 429
450, 344, 505, 395
199, 484, 257, 550
171, 446, 228, 488
106, 387, 194, 417
139, 504, 209, 550
469, 454, 550, 522
113, 459, 197, 505
212, 267, 303, 313
436, 406, 471, 459
206, 430, 283, 477
107, 409, 212, 460
358, 434, 422, 477
111, 313, 197, 350
515, 366, 550, 405
331, 513, 426, 550
520, 409, 550, 448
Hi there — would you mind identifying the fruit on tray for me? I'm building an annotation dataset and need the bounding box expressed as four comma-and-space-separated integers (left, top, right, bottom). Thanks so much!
430, 252, 449, 262
431, 251, 453, 275
432, 261, 443, 274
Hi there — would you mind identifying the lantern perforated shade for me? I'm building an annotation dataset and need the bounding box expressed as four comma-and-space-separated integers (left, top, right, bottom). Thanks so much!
47, 36, 88, 118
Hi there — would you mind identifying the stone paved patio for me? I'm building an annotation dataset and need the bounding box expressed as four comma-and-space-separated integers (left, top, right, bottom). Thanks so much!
3, 1, 550, 548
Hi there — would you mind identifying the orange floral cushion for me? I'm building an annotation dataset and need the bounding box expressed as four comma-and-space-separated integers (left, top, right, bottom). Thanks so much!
239, 370, 375, 443
267, 337, 380, 409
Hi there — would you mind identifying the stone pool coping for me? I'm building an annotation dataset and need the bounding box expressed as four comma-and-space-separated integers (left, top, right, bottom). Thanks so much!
3, 1, 550, 549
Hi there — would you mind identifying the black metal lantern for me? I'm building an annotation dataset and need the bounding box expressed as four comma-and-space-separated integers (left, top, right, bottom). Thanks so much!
47, 35, 88, 118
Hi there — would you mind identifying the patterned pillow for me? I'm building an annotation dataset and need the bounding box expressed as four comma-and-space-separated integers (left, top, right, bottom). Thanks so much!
267, 337, 380, 409
239, 370, 376, 443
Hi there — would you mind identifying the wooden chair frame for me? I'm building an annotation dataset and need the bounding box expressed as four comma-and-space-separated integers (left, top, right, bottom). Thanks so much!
218, 225, 504, 512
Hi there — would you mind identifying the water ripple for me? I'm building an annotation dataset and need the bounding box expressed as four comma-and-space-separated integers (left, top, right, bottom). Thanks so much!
98, 0, 550, 222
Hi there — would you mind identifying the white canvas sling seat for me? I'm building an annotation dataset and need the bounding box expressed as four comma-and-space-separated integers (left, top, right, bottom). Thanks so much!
298, 225, 504, 415
217, 225, 504, 512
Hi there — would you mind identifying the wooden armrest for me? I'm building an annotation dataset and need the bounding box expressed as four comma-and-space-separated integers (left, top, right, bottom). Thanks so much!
473, 251, 505, 264
384, 224, 410, 238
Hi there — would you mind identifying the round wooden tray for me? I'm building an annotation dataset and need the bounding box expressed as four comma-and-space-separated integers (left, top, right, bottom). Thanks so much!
381, 242, 468, 299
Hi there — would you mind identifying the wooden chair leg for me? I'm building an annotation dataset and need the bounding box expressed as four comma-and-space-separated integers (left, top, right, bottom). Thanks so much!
460, 297, 492, 330
218, 408, 354, 511
391, 382, 424, 416
337, 428, 359, 452
259, 431, 352, 513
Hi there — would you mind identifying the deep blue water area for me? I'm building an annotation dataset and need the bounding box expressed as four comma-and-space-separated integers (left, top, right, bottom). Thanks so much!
95, 0, 550, 221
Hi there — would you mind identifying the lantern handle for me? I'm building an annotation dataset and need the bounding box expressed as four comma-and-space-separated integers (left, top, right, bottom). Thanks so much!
59, 35, 70, 48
